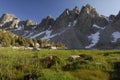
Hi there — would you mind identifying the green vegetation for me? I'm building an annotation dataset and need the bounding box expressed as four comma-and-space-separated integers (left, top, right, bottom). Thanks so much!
0, 29, 65, 48
0, 48, 120, 80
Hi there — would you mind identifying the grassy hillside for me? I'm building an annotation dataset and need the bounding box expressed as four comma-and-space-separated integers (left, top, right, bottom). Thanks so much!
0, 48, 120, 80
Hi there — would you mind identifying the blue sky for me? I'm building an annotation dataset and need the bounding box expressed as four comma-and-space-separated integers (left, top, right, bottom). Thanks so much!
0, 0, 120, 22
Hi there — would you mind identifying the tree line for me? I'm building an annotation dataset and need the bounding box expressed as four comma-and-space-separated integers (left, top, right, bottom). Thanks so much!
0, 29, 66, 49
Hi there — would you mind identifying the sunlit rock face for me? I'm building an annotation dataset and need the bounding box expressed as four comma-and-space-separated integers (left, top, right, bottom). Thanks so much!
0, 13, 20, 29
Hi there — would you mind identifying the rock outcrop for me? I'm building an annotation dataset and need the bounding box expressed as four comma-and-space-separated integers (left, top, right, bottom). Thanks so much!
0, 13, 20, 29
25, 19, 36, 27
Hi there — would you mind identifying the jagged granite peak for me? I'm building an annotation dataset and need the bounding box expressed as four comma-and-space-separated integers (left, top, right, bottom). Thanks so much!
93, 12, 120, 49
52, 7, 80, 33
0, 4, 120, 49
0, 13, 18, 22
114, 11, 120, 22
20, 19, 37, 30
73, 6, 80, 15
86, 4, 94, 10
46, 15, 53, 19
0, 13, 20, 28
36, 15, 54, 30
80, 4, 99, 17
75, 4, 108, 36
52, 9, 71, 33
25, 19, 36, 27
110, 11, 120, 31
65, 8, 70, 15
70, 6, 80, 20
109, 15, 115, 21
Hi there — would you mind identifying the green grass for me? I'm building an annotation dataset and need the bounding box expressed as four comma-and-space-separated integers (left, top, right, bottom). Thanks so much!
0, 47, 120, 80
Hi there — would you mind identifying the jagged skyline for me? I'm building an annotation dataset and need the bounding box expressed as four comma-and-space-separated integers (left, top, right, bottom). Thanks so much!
0, 4, 120, 49
0, 0, 120, 22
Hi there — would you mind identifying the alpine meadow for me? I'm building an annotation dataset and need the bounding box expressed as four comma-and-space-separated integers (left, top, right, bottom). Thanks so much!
0, 0, 120, 80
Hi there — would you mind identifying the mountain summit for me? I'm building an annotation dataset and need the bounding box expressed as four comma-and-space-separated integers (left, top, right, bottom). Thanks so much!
0, 4, 120, 49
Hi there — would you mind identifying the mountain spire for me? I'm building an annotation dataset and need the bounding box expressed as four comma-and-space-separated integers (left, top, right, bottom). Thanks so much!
73, 6, 80, 14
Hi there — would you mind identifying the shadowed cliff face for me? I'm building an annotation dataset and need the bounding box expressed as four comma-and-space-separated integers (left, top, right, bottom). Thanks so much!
0, 4, 120, 49
36, 16, 55, 31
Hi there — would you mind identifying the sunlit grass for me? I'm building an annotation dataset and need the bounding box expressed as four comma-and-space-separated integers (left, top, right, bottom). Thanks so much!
0, 47, 120, 80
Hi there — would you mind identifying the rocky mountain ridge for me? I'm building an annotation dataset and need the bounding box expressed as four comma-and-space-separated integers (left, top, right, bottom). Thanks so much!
0, 4, 120, 49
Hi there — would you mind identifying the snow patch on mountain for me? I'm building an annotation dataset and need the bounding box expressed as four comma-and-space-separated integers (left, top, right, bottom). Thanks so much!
93, 24, 105, 29
25, 32, 34, 38
42, 30, 52, 40
60, 27, 70, 35
68, 22, 72, 27
43, 26, 71, 40
14, 26, 23, 31
68, 20, 77, 27
105, 17, 109, 22
85, 32, 100, 49
111, 32, 120, 42
22, 31, 29, 37
73, 20, 77, 26
32, 26, 37, 29
30, 31, 45, 38
30, 30, 56, 40
105, 17, 113, 22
